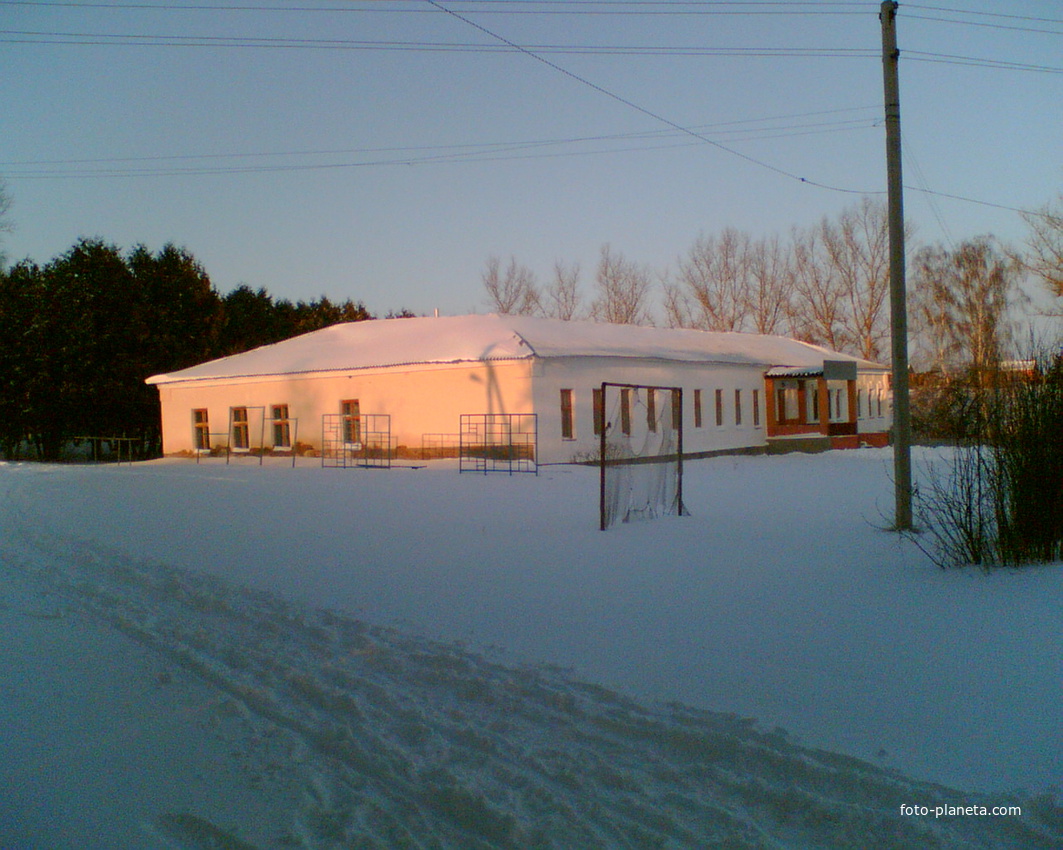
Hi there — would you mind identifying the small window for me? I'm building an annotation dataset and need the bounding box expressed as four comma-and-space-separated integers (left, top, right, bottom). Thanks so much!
621, 388, 632, 436
877, 388, 884, 418
231, 407, 249, 450
646, 388, 657, 433
752, 389, 761, 428
777, 382, 799, 423
272, 404, 291, 448
715, 389, 724, 427
193, 409, 210, 450
857, 389, 865, 420
693, 389, 703, 428
734, 389, 743, 426
593, 388, 604, 435
829, 387, 846, 422
807, 380, 820, 423
560, 389, 575, 440
341, 399, 361, 444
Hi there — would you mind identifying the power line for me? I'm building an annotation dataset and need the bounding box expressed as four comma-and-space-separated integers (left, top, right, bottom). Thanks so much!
905, 13, 1063, 37
3, 114, 881, 177
0, 30, 881, 56
905, 4, 1063, 27
905, 50, 1063, 75
425, 0, 882, 195
1, 108, 877, 165
0, 0, 876, 15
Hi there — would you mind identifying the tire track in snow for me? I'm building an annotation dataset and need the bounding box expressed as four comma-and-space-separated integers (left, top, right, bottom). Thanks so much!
1, 474, 1061, 849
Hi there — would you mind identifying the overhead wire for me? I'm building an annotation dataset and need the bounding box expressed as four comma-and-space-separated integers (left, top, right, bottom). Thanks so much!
2, 111, 881, 177
421, 0, 879, 195
5, 0, 1053, 216
0, 0, 879, 15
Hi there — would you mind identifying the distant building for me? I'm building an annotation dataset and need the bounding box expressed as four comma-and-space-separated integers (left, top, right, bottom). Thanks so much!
146, 314, 891, 463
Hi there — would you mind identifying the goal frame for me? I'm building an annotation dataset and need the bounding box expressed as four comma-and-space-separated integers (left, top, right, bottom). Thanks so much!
599, 382, 685, 531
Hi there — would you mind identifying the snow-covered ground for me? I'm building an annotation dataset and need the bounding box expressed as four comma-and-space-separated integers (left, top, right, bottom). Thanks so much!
1, 448, 1060, 848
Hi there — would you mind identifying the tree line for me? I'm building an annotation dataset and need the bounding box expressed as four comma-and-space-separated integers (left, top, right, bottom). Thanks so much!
482, 196, 1063, 376
0, 238, 380, 460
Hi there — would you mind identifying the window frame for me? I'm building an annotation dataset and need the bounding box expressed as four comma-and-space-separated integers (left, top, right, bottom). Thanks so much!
271, 403, 291, 448
341, 399, 361, 445
231, 406, 250, 450
193, 409, 210, 451
560, 388, 575, 440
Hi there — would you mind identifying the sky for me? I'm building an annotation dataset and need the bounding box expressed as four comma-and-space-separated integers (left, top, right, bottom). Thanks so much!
2, 1, 1061, 319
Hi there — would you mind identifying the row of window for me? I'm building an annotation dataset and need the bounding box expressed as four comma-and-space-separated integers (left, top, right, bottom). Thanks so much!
193, 400, 362, 450
775, 380, 887, 426
559, 387, 762, 440
559, 381, 888, 439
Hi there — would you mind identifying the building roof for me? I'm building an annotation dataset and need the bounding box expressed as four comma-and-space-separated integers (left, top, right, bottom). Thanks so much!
146, 314, 887, 385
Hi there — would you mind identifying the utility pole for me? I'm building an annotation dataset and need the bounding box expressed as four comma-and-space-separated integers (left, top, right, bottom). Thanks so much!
881, 0, 913, 530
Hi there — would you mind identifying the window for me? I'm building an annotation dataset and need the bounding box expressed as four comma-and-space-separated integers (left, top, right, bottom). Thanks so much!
341, 399, 361, 444
646, 388, 657, 432
593, 388, 604, 435
231, 407, 249, 450
193, 409, 210, 450
806, 380, 820, 423
777, 382, 799, 423
272, 404, 291, 448
693, 389, 703, 428
734, 389, 742, 426
560, 389, 575, 439
752, 389, 761, 428
715, 389, 724, 427
856, 389, 865, 420
829, 387, 846, 422
620, 388, 632, 436
877, 388, 884, 418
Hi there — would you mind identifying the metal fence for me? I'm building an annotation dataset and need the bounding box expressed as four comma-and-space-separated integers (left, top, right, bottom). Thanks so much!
459, 413, 537, 474
321, 413, 392, 469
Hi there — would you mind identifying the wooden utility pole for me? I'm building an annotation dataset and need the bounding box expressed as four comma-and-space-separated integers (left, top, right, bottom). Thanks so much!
880, 0, 913, 530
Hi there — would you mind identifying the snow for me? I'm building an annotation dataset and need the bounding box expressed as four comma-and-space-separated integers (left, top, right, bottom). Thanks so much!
1, 448, 1061, 848
146, 314, 886, 385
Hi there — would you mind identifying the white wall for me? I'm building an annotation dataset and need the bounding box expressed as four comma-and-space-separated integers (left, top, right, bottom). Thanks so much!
534, 357, 769, 463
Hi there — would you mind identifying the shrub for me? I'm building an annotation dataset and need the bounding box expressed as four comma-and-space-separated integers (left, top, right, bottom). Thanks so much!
911, 357, 1063, 568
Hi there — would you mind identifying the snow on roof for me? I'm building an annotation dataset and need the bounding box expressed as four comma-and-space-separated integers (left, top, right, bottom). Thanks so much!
146, 314, 886, 385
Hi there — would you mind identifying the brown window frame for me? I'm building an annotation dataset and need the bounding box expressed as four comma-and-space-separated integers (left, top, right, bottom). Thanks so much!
592, 388, 604, 435
560, 388, 575, 440
231, 407, 249, 450
271, 403, 291, 448
193, 409, 210, 450
341, 399, 361, 444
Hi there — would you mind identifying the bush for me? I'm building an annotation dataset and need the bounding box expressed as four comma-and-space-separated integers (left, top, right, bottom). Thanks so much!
911, 358, 1063, 568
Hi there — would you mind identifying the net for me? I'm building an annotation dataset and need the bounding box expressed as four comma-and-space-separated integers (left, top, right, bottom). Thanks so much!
599, 384, 685, 530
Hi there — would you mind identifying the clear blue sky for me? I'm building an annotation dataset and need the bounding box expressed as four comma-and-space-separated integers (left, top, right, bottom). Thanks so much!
3, 1, 1060, 318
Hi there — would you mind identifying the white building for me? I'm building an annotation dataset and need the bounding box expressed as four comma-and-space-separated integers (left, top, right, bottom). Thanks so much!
146, 314, 892, 463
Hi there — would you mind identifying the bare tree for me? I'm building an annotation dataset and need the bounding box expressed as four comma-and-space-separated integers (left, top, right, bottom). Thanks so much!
1019, 193, 1063, 299
545, 260, 583, 320
481, 255, 541, 316
662, 279, 694, 329
789, 224, 847, 351
912, 236, 1023, 376
591, 244, 654, 325
746, 234, 792, 336
672, 229, 752, 332
821, 198, 891, 361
